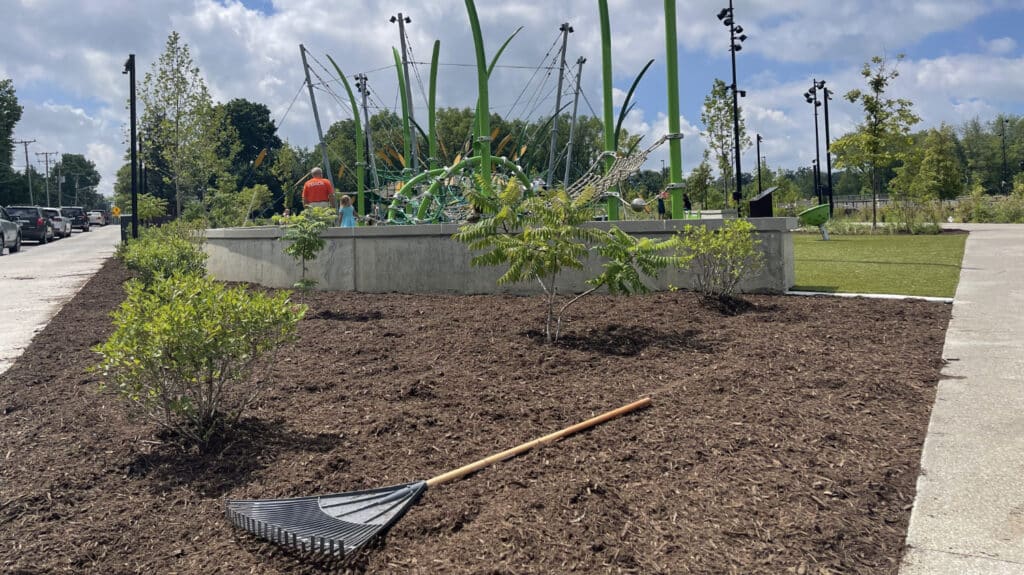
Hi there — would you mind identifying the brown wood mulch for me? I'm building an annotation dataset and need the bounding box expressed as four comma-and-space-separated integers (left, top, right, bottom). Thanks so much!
0, 259, 950, 574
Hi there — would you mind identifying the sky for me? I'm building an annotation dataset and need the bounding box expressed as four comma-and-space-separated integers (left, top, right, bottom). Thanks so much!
3, 0, 1024, 198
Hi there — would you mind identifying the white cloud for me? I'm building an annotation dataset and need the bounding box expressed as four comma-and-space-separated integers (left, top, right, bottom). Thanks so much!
2, 0, 1022, 198
980, 36, 1017, 55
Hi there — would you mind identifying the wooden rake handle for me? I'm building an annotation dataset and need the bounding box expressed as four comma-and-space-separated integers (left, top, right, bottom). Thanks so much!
425, 397, 651, 488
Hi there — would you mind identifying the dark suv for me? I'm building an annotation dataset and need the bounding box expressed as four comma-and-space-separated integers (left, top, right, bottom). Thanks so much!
60, 206, 91, 232
5, 206, 55, 243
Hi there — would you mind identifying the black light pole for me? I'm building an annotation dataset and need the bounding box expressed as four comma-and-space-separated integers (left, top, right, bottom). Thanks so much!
812, 159, 819, 201
123, 54, 138, 239
756, 133, 763, 194
820, 83, 835, 216
804, 81, 823, 204
718, 1, 747, 215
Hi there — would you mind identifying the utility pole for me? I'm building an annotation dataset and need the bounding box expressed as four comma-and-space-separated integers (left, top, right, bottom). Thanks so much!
822, 85, 834, 216
355, 74, 380, 190
391, 13, 417, 172
55, 158, 63, 206
546, 22, 573, 189
299, 44, 334, 188
35, 151, 57, 207
563, 56, 586, 187
13, 139, 35, 204
756, 134, 763, 194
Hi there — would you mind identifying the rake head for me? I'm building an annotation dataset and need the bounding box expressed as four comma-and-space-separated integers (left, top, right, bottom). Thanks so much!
227, 481, 428, 558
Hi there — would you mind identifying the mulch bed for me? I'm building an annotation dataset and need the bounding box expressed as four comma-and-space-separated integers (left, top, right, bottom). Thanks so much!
0, 259, 951, 574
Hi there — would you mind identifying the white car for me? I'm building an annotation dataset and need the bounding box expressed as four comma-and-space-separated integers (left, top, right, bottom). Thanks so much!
87, 211, 106, 226
43, 207, 72, 238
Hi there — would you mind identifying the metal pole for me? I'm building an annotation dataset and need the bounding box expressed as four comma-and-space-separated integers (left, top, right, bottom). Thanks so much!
728, 0, 743, 216
664, 0, 684, 219
55, 159, 62, 207
36, 152, 54, 207
1002, 119, 1009, 194
74, 174, 79, 206
822, 87, 834, 216
394, 13, 418, 172
563, 57, 585, 187
125, 54, 138, 239
546, 22, 572, 188
299, 44, 334, 188
811, 81, 822, 204
356, 75, 380, 190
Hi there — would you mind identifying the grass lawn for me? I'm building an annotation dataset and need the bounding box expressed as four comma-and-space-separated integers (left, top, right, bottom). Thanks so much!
792, 232, 967, 297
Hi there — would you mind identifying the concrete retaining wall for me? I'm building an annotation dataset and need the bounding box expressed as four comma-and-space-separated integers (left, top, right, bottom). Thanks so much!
204, 218, 797, 294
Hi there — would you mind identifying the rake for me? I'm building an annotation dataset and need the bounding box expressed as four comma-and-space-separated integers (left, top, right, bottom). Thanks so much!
226, 397, 651, 558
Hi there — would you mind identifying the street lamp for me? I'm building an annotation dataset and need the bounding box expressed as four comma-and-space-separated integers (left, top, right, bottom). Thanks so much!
123, 54, 138, 239
718, 1, 747, 215
804, 81, 823, 205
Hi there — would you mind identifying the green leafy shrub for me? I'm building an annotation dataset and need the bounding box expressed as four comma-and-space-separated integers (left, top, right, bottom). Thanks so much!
93, 274, 305, 450
280, 214, 327, 290
301, 206, 338, 225
116, 220, 207, 285
455, 178, 676, 342
674, 219, 765, 300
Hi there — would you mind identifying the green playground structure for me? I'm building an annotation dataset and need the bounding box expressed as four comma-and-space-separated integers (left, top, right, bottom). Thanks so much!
798, 203, 831, 240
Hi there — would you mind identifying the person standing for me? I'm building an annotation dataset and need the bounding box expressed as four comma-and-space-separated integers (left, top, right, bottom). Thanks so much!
302, 167, 334, 210
656, 190, 667, 219
338, 195, 356, 227
683, 193, 692, 214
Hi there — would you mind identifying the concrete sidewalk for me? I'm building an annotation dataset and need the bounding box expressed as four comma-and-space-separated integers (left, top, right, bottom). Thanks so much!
901, 224, 1024, 574
0, 226, 119, 375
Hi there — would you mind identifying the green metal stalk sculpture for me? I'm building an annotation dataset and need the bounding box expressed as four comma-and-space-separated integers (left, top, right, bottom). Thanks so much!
465, 0, 492, 191
327, 55, 365, 220
663, 0, 684, 218
598, 0, 619, 221
393, 48, 412, 174
428, 40, 440, 171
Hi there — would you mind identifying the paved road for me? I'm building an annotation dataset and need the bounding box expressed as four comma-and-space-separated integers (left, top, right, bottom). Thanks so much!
0, 224, 120, 375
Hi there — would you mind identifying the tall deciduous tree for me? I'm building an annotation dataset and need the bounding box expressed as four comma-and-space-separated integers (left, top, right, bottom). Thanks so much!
831, 54, 920, 228
0, 78, 23, 174
701, 78, 749, 205
140, 31, 236, 216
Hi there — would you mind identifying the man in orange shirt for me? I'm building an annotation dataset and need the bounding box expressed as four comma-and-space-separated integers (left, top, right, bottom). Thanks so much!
302, 167, 334, 209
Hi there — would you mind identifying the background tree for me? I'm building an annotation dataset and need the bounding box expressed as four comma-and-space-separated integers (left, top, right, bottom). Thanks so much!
140, 31, 236, 216
831, 54, 920, 228
52, 154, 102, 207
686, 152, 715, 209
0, 78, 22, 174
701, 78, 750, 205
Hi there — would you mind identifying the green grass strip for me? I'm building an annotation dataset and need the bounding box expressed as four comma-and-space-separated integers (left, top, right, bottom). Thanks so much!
792, 232, 967, 298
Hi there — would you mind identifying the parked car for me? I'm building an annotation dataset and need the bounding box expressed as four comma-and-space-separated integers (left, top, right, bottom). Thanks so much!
60, 206, 90, 232
42, 207, 72, 238
5, 206, 54, 244
87, 210, 107, 226
0, 206, 23, 254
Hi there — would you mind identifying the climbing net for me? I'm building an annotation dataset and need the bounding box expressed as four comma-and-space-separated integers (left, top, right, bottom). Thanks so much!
565, 134, 673, 201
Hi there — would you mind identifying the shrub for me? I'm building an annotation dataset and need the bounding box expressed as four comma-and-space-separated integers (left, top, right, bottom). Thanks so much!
674, 219, 764, 300
116, 220, 207, 285
93, 274, 305, 450
455, 179, 676, 342
280, 214, 327, 290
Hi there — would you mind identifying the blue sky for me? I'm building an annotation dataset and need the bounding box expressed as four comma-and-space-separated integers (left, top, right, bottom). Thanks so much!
3, 0, 1023, 197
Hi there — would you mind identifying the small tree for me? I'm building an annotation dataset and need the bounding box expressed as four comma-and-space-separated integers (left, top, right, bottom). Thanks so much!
674, 219, 764, 302
94, 273, 305, 450
116, 219, 207, 286
455, 178, 677, 342
280, 214, 327, 291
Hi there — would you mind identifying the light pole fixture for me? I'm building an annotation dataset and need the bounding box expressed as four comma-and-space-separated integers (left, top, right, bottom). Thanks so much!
718, 0, 747, 215
122, 54, 138, 239
756, 133, 763, 194
820, 82, 835, 216
804, 80, 824, 205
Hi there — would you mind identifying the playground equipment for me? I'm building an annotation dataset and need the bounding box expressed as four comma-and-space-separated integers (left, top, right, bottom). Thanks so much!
799, 203, 831, 240
226, 398, 651, 559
